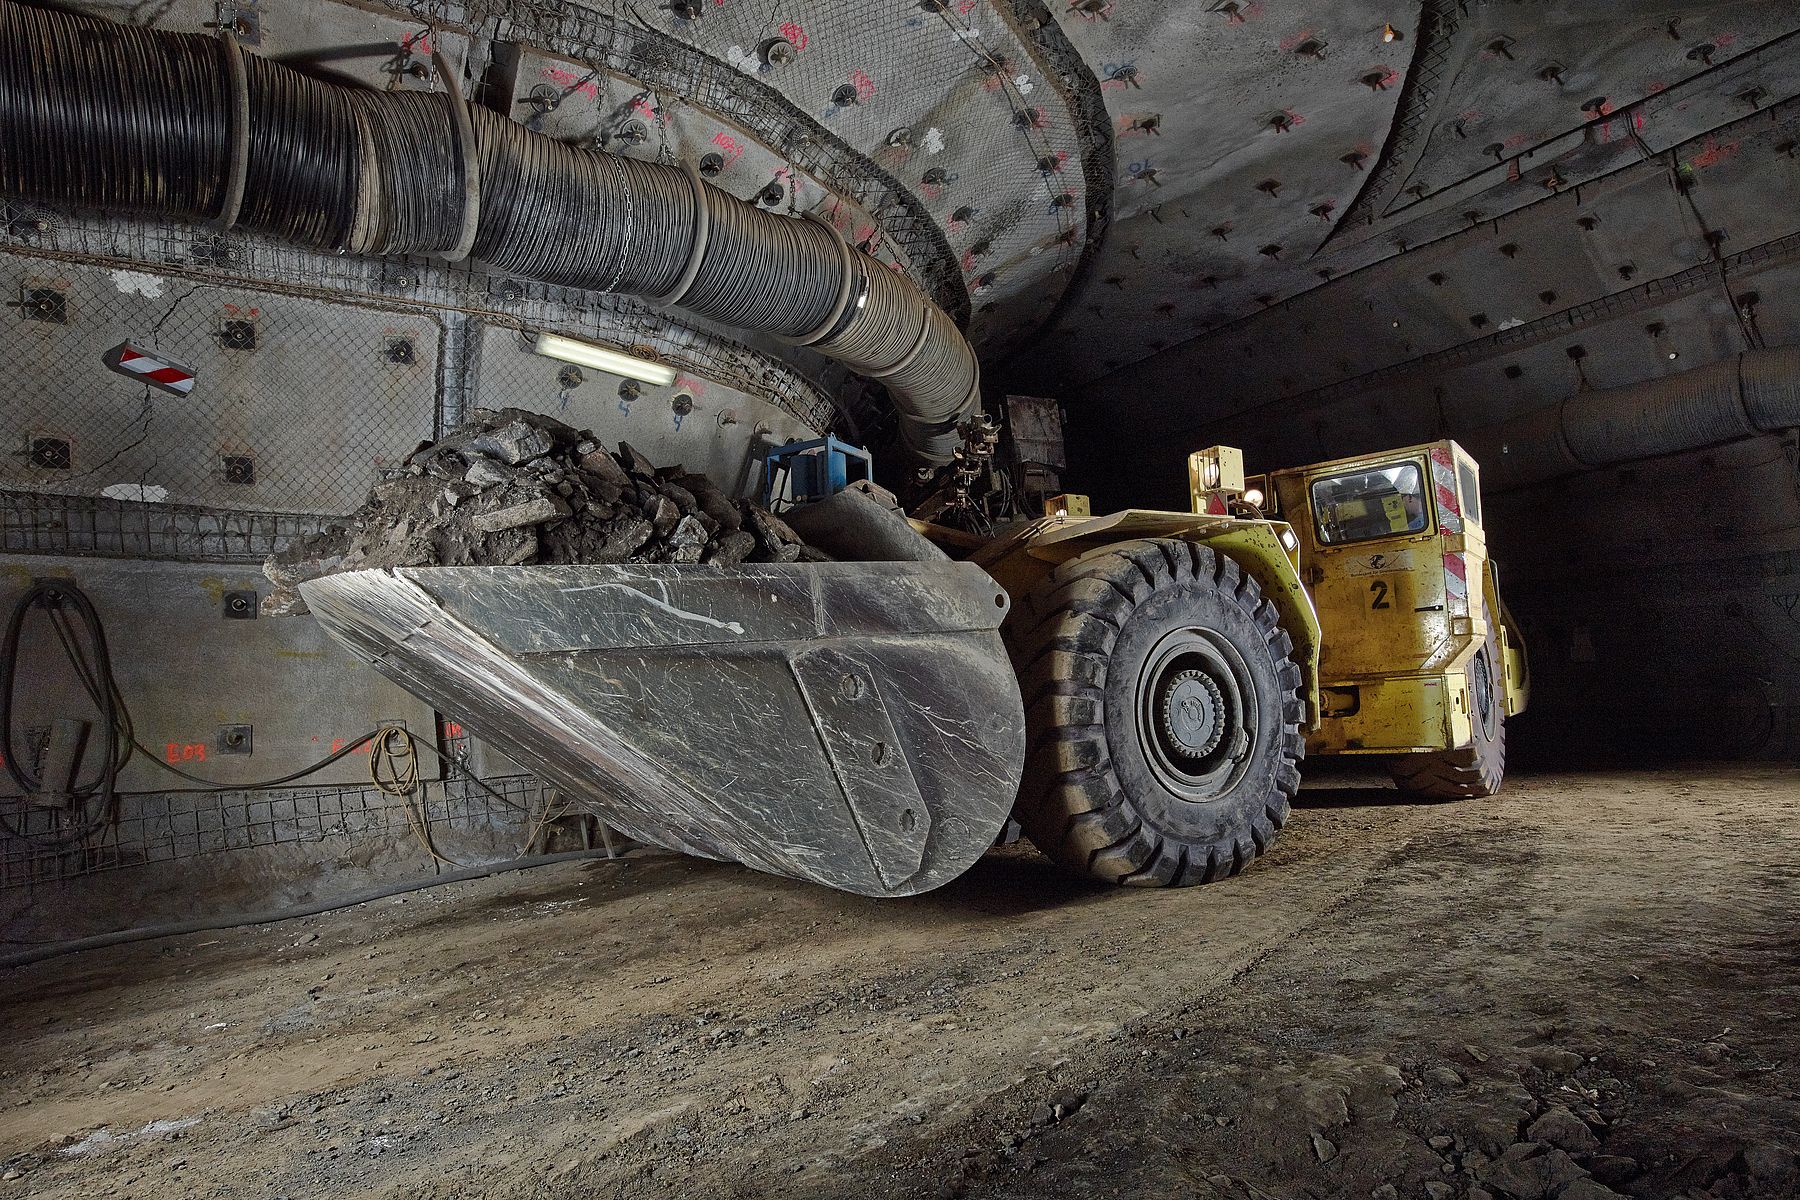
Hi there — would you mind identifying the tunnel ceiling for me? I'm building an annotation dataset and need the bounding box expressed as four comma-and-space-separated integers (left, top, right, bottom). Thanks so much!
1016, 0, 1800, 389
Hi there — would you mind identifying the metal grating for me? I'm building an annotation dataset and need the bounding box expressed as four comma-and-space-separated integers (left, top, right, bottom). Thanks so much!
0, 489, 328, 563
0, 768, 549, 891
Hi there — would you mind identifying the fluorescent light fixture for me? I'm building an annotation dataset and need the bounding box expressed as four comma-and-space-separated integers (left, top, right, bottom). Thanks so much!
526, 332, 676, 387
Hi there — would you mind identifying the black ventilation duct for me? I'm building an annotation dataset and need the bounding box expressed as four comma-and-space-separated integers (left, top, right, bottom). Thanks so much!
0, 0, 981, 462
1467, 346, 1800, 493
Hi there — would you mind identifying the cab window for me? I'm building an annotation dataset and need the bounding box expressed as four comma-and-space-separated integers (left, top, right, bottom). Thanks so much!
1456, 459, 1482, 525
1310, 461, 1429, 545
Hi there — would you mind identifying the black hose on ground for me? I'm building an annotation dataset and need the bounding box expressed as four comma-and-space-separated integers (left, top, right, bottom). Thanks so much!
0, 0, 981, 463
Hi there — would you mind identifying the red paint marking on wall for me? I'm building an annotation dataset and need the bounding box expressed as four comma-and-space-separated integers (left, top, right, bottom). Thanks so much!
778, 21, 808, 50
541, 66, 600, 102
1278, 27, 1317, 52
1690, 137, 1739, 169
849, 69, 876, 103
166, 742, 207, 763
444, 722, 465, 739
710, 131, 746, 165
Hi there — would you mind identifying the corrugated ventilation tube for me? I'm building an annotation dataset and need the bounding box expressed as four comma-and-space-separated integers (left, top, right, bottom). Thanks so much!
0, 0, 980, 463
1467, 346, 1800, 493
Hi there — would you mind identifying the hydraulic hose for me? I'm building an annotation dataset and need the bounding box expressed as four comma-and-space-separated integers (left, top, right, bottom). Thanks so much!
0, 0, 980, 462
1466, 345, 1800, 494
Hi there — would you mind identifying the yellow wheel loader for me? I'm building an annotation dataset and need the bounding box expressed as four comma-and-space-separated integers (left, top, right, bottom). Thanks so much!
303, 439, 1526, 899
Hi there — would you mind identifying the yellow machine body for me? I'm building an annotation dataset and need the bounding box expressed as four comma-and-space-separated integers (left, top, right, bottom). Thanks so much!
1267, 439, 1528, 757
940, 438, 1526, 764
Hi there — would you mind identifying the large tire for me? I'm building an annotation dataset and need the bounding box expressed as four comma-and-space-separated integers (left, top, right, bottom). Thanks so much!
1388, 628, 1506, 800
1005, 538, 1305, 886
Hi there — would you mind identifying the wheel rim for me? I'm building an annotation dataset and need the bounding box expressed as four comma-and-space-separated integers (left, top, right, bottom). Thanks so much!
1135, 625, 1260, 801
1472, 647, 1497, 738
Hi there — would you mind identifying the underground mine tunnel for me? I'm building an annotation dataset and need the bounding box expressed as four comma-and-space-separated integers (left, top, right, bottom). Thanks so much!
1, 1, 1797, 1196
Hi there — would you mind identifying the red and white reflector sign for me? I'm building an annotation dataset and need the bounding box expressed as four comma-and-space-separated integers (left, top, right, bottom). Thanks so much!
102, 341, 195, 396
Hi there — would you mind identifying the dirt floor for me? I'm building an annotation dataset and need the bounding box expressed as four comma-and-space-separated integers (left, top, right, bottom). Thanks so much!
2, 764, 1797, 1200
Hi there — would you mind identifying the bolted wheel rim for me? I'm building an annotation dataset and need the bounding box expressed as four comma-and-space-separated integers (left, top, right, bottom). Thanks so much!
1472, 647, 1497, 737
1135, 625, 1260, 802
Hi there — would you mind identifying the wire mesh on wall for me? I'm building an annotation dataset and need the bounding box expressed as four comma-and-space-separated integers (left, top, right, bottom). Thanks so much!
2, 249, 441, 516
0, 196, 843, 443
0, 761, 550, 892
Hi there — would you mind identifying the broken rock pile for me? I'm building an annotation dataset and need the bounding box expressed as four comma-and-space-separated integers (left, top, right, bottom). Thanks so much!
265, 408, 821, 615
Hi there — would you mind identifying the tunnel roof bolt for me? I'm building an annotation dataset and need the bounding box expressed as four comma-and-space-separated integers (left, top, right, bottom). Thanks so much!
761, 38, 797, 69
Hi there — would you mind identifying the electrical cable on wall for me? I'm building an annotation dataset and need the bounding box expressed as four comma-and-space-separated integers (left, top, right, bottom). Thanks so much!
0, 579, 537, 857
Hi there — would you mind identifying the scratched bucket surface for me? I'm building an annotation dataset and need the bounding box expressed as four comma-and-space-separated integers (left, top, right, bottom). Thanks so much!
301, 562, 1026, 897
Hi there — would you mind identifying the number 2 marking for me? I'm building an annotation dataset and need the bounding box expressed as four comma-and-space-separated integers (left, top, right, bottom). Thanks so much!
1369, 580, 1391, 610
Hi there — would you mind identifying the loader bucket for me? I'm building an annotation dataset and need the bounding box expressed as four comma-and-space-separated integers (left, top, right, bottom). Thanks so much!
300, 562, 1025, 897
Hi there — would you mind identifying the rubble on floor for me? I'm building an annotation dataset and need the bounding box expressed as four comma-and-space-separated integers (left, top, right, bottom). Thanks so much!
263, 409, 822, 615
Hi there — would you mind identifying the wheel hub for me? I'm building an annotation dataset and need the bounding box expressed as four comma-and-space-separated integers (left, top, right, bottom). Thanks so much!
1134, 625, 1262, 803
1158, 669, 1225, 760
1473, 648, 1496, 733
